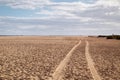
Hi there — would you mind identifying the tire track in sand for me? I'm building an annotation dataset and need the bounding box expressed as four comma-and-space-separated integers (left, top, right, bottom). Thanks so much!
49, 40, 81, 80
85, 41, 101, 80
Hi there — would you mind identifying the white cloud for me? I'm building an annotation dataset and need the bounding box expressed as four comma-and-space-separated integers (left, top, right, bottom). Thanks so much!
95, 0, 120, 7
105, 12, 115, 16
0, 0, 50, 9
17, 25, 51, 29
35, 0, 120, 22
0, 0, 120, 35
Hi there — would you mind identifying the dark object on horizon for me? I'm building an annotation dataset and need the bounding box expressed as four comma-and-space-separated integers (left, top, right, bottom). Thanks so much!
98, 35, 106, 37
98, 35, 120, 40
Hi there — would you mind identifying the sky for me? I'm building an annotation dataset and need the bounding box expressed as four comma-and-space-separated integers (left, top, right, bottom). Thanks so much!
0, 0, 120, 35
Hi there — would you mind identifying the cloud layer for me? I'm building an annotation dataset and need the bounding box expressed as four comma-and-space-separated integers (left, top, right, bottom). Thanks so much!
0, 0, 120, 35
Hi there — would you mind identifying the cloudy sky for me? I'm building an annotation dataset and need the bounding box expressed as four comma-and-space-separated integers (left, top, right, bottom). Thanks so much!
0, 0, 120, 35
